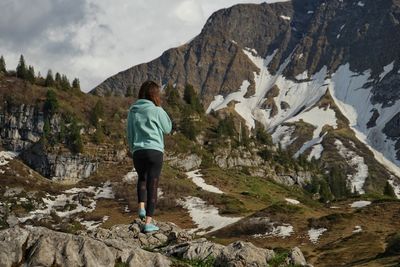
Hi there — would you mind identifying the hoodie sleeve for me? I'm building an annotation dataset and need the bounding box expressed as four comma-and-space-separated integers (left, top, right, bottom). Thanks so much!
157, 107, 172, 134
126, 110, 134, 152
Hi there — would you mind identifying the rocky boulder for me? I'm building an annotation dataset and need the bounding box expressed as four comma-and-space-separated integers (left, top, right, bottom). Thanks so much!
0, 219, 311, 267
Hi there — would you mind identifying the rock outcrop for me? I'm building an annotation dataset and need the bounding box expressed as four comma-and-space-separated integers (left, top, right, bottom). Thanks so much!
20, 143, 98, 181
0, 219, 312, 267
0, 102, 128, 181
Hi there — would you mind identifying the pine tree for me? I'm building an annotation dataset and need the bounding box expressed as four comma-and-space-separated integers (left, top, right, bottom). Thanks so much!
319, 177, 334, 203
16, 55, 28, 79
27, 65, 35, 83
216, 115, 235, 137
90, 100, 104, 127
0, 55, 6, 73
72, 78, 81, 91
183, 84, 203, 113
165, 84, 180, 106
60, 74, 71, 90
68, 118, 83, 153
328, 166, 350, 199
45, 70, 55, 87
255, 123, 272, 145
55, 72, 62, 88
43, 89, 59, 116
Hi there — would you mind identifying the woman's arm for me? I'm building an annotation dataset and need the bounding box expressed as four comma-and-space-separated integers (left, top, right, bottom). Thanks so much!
157, 107, 172, 134
126, 110, 134, 152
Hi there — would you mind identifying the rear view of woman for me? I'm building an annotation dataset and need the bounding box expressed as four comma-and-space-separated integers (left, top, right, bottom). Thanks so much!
126, 81, 172, 233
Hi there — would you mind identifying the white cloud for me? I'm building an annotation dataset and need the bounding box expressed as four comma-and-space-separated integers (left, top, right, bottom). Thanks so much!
0, 0, 289, 92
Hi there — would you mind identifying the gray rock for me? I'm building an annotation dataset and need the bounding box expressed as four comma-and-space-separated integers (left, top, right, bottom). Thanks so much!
214, 241, 275, 267
290, 247, 307, 266
163, 238, 225, 260
3, 186, 24, 197
0, 226, 30, 267
5, 214, 19, 227
0, 225, 172, 267
165, 153, 202, 171
0, 220, 310, 267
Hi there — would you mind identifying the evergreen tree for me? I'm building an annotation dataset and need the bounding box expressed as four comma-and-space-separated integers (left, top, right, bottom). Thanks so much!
93, 127, 105, 144
60, 74, 71, 90
319, 177, 334, 203
55, 72, 62, 87
183, 84, 203, 113
328, 166, 350, 199
384, 181, 397, 198
27, 65, 35, 83
180, 117, 197, 141
43, 117, 51, 139
255, 123, 273, 145
90, 100, 104, 127
0, 55, 6, 73
45, 70, 55, 87
68, 117, 83, 153
43, 89, 59, 116
16, 55, 28, 79
216, 115, 235, 137
72, 78, 81, 91
165, 84, 180, 106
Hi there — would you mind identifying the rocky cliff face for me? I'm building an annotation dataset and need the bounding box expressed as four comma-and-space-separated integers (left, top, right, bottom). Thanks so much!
0, 219, 311, 267
0, 103, 53, 151
0, 102, 100, 181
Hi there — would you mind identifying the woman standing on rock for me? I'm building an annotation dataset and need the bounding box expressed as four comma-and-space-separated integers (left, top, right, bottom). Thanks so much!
127, 80, 172, 233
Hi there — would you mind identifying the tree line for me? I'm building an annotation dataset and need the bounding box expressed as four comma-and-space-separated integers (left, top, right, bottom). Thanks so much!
0, 54, 81, 91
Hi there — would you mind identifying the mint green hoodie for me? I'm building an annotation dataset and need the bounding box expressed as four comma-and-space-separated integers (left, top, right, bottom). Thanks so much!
127, 99, 172, 153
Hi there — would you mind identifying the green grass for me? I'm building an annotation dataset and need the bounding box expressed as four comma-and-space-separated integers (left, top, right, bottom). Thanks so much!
268, 251, 302, 267
171, 256, 215, 267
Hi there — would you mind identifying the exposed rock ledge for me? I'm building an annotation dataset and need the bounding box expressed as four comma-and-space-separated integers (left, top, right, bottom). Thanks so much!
0, 219, 311, 267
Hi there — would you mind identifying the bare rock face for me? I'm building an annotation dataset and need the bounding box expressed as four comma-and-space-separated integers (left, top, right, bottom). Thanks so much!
20, 142, 98, 181
0, 219, 311, 267
0, 103, 52, 151
165, 153, 202, 171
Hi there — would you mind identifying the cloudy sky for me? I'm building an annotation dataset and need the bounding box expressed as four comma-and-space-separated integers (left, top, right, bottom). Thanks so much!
0, 0, 285, 92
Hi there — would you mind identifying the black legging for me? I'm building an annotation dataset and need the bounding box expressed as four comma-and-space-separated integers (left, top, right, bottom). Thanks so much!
132, 149, 163, 217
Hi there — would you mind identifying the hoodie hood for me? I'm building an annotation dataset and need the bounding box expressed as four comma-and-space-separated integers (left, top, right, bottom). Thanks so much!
129, 99, 155, 112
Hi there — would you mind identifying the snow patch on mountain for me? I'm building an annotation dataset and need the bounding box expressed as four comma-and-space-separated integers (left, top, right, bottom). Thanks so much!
308, 144, 324, 161
286, 106, 337, 158
0, 151, 19, 174
308, 228, 327, 244
177, 196, 242, 235
379, 61, 394, 81
271, 125, 296, 149
206, 49, 400, 176
280, 15, 291, 21
388, 178, 400, 199
334, 139, 368, 194
328, 63, 400, 176
350, 200, 371, 208
186, 169, 223, 194
18, 181, 115, 223
253, 223, 294, 238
